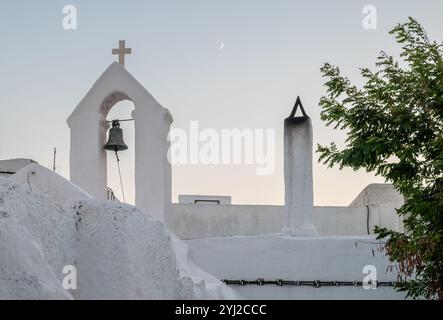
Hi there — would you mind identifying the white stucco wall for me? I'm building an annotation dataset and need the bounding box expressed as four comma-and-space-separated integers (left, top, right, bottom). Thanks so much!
186, 234, 405, 300
178, 195, 232, 205
166, 204, 403, 239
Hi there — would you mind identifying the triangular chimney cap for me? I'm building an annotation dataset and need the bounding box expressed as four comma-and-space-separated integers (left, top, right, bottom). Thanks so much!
286, 96, 309, 123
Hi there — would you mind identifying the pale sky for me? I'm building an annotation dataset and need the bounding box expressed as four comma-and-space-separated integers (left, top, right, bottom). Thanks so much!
0, 0, 442, 205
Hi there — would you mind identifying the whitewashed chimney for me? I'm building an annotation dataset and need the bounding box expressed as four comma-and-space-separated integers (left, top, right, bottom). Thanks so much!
282, 97, 318, 236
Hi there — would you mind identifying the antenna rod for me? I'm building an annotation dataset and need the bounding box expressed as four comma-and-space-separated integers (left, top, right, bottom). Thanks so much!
53, 147, 57, 172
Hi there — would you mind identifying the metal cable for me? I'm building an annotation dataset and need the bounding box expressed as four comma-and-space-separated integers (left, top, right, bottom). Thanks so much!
115, 151, 126, 203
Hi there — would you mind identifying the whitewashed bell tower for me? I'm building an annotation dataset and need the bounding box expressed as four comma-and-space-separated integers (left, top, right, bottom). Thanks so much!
67, 42, 173, 222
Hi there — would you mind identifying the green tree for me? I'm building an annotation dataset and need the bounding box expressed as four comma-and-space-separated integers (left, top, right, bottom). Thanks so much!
317, 17, 443, 299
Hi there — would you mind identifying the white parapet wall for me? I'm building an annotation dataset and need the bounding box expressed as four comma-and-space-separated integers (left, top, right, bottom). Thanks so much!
349, 184, 404, 208
186, 234, 406, 300
166, 204, 283, 239
0, 159, 36, 178
166, 204, 403, 240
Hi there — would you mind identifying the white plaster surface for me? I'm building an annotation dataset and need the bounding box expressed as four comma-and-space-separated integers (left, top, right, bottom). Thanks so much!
186, 234, 406, 300
172, 235, 241, 299
67, 62, 172, 222
0, 198, 73, 300
10, 163, 91, 204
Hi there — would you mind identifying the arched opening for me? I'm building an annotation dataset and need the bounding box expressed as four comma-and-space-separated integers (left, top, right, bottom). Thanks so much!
105, 100, 135, 204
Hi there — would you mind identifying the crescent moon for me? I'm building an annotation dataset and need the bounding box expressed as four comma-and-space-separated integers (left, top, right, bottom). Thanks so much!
218, 42, 225, 50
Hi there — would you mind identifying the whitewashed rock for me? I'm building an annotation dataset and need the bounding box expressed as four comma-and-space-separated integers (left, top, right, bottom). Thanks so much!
0, 166, 236, 299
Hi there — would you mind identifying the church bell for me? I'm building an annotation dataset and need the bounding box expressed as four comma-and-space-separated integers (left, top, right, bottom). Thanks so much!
104, 120, 128, 152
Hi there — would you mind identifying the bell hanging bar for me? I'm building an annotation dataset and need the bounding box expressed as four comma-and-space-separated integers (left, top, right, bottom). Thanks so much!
106, 118, 134, 124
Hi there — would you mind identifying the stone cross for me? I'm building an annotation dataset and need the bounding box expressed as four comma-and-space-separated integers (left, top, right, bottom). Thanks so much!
112, 40, 132, 66
282, 97, 318, 236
